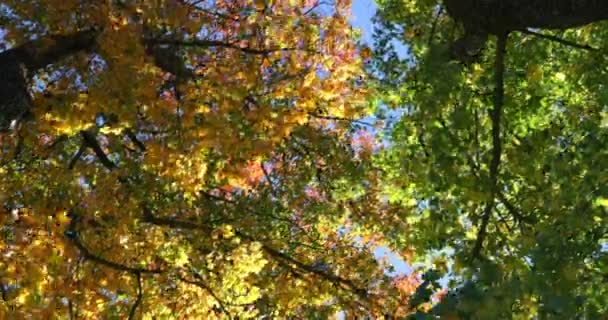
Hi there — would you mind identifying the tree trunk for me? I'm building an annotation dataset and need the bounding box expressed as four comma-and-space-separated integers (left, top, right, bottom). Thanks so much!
444, 0, 608, 34
0, 29, 99, 131
445, 0, 608, 63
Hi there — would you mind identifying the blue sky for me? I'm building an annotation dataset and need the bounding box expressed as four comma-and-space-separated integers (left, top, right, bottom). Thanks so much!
351, 0, 377, 45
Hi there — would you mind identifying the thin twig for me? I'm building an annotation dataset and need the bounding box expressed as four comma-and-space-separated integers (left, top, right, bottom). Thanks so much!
308, 113, 374, 127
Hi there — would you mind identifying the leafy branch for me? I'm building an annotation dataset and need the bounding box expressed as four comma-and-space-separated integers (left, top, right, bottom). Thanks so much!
144, 37, 318, 55
309, 113, 375, 127
177, 273, 232, 318
141, 206, 370, 303
65, 215, 162, 274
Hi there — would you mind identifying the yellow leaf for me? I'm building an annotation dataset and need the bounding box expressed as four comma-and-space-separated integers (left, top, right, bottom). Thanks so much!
303, 71, 316, 87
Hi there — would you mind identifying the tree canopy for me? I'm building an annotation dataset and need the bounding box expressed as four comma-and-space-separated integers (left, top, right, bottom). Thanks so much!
1, 0, 608, 319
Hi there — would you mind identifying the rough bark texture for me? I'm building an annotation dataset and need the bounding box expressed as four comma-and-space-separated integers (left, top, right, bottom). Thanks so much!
0, 29, 99, 131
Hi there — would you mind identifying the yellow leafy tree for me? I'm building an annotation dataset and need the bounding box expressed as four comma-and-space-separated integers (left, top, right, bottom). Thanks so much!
0, 0, 417, 318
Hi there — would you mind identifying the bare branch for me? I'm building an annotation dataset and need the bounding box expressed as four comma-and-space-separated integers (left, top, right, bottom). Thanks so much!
521, 29, 599, 52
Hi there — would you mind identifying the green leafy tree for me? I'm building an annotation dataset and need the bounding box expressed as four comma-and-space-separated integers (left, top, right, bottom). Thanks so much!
5, 0, 608, 318
373, 0, 608, 318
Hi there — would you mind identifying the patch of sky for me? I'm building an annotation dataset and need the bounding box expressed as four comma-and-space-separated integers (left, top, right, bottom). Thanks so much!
351, 0, 408, 60
349, 0, 415, 278
350, 0, 408, 143
373, 244, 412, 276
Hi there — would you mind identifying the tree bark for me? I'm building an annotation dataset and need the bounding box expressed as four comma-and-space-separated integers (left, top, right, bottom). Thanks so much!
12, 28, 100, 71
444, 0, 608, 34
445, 0, 608, 63
0, 29, 100, 131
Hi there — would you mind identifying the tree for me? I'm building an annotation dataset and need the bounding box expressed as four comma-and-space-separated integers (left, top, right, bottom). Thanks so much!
0, 0, 410, 318
373, 0, 608, 318
7, 0, 608, 318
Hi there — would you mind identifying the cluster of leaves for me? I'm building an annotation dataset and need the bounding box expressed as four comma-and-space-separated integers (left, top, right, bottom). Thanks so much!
0, 0, 418, 318
3, 0, 608, 318
372, 0, 608, 318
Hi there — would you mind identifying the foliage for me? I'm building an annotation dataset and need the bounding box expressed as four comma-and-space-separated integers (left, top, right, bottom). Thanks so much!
3, 0, 608, 318
0, 0, 414, 318
373, 0, 608, 318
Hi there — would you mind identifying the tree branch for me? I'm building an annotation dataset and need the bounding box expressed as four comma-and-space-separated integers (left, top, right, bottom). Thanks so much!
10, 28, 100, 71
141, 208, 369, 302
68, 299, 75, 320
0, 282, 7, 302
128, 272, 143, 320
496, 192, 535, 225
142, 206, 213, 232
427, 6, 444, 46
178, 274, 232, 318
65, 217, 161, 274
68, 143, 86, 169
69, 130, 117, 169
472, 33, 507, 260
145, 37, 316, 55
521, 29, 599, 52
246, 234, 369, 301
124, 128, 146, 152
308, 113, 375, 127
